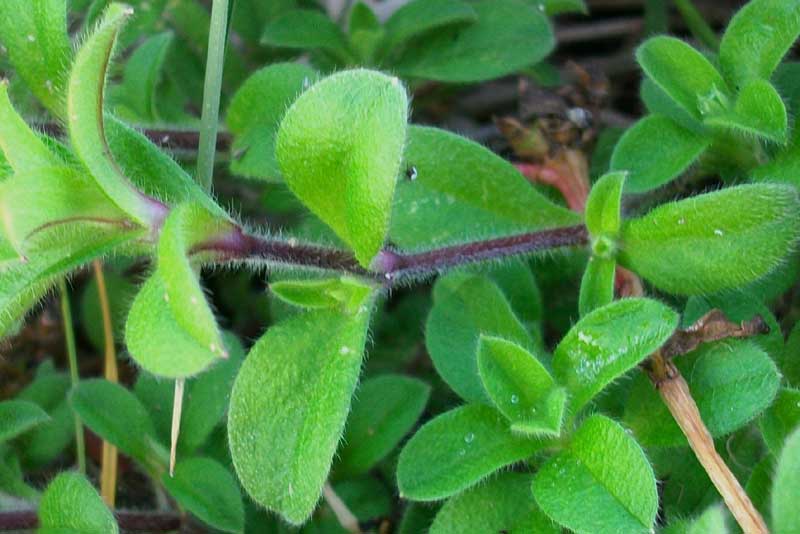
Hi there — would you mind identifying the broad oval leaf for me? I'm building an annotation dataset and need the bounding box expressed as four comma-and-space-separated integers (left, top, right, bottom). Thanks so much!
70, 379, 159, 466
276, 69, 408, 266
336, 374, 430, 477
393, 0, 554, 83
228, 306, 372, 525
226, 63, 317, 182
719, 0, 800, 88
390, 126, 580, 249
426, 273, 533, 404
430, 473, 558, 534
636, 36, 729, 121
618, 183, 800, 295
270, 276, 374, 314
624, 340, 780, 447
125, 272, 220, 379
0, 400, 49, 444
772, 425, 800, 534
532, 415, 658, 534
610, 115, 710, 193
396, 404, 544, 501
0, 0, 72, 119
553, 298, 678, 415
705, 78, 788, 144
38, 472, 118, 534
760, 388, 800, 457
477, 336, 565, 436
163, 457, 245, 534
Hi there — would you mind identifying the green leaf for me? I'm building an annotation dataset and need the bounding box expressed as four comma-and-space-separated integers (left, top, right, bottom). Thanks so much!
157, 202, 231, 357
636, 36, 729, 121
540, 0, 588, 15
624, 341, 780, 447
125, 272, 221, 379
270, 277, 374, 314
0, 400, 49, 443
227, 63, 317, 182
719, 0, 800, 88
38, 472, 118, 534
228, 306, 372, 525
585, 171, 625, 239
276, 69, 408, 266
477, 336, 565, 436
336, 375, 430, 477
772, 425, 800, 534
261, 9, 354, 63
393, 0, 554, 83
380, 0, 477, 53
347, 2, 383, 62
430, 473, 558, 533
0, 82, 63, 173
0, 0, 72, 118
618, 183, 800, 295
163, 457, 244, 534
705, 78, 789, 143
70, 379, 159, 467
391, 126, 580, 249
533, 415, 657, 534
426, 273, 534, 404
397, 404, 543, 501
663, 505, 729, 534
0, 166, 130, 257
578, 256, 616, 317
760, 388, 800, 457
610, 115, 710, 193
0, 226, 141, 340
553, 298, 678, 415
66, 3, 161, 226
112, 31, 174, 121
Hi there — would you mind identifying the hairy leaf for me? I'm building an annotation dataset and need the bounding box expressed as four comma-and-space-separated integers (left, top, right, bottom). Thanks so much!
772, 425, 800, 533
578, 256, 616, 317
636, 36, 729, 120
719, 0, 800, 88
618, 184, 800, 295
228, 306, 372, 524
553, 298, 678, 415
336, 375, 430, 477
276, 69, 408, 266
477, 336, 565, 436
270, 276, 374, 314
533, 415, 658, 534
261, 9, 354, 63
706, 78, 788, 143
426, 274, 534, 404
625, 341, 780, 447
610, 115, 709, 193
391, 126, 580, 249
430, 473, 558, 533
0, 83, 63, 173
397, 404, 544, 501
0, 0, 72, 118
759, 388, 800, 457
380, 0, 477, 54
38, 472, 118, 534
585, 171, 625, 239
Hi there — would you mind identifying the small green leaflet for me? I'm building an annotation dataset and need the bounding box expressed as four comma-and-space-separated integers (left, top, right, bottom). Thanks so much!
261, 9, 355, 64
705, 78, 788, 143
270, 276, 374, 313
380, 0, 477, 55
0, 400, 49, 443
38, 472, 119, 534
578, 256, 616, 317
584, 171, 625, 240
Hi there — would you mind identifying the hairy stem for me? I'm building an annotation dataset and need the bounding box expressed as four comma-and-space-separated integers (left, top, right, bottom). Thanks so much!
58, 278, 86, 475
92, 260, 119, 507
197, 224, 590, 283
648, 353, 768, 534
0, 510, 181, 531
196, 0, 230, 191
